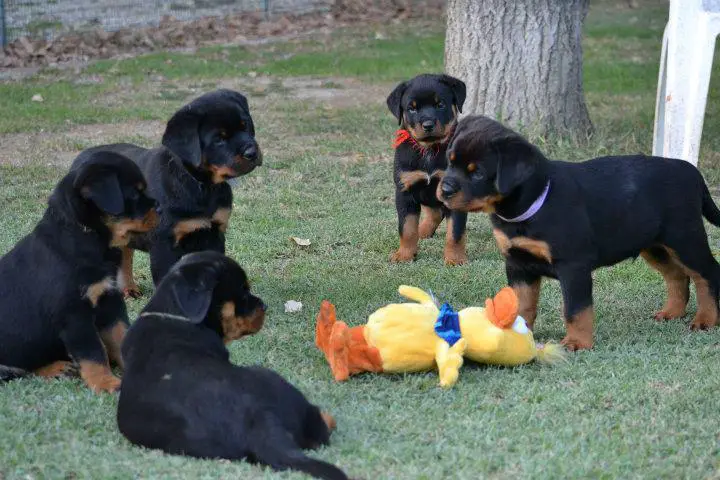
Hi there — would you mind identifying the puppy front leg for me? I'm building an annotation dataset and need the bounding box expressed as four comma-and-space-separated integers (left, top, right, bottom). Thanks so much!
506, 260, 542, 329
390, 190, 420, 263
444, 210, 468, 266
120, 247, 141, 298
59, 312, 120, 393
556, 264, 594, 351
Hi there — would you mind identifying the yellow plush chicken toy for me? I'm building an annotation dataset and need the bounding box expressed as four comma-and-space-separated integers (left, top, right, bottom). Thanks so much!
315, 286, 565, 388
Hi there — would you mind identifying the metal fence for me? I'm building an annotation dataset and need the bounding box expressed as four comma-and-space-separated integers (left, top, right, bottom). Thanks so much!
0, 0, 331, 46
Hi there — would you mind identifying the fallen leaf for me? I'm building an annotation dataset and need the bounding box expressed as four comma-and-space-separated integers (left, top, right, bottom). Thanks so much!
291, 237, 311, 246
284, 300, 303, 313
31, 94, 44, 102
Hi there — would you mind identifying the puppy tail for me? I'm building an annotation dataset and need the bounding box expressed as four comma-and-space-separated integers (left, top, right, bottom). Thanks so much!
277, 452, 349, 480
0, 365, 30, 382
702, 182, 720, 228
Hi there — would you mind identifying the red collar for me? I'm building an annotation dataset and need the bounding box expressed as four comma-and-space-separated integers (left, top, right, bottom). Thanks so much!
392, 129, 441, 155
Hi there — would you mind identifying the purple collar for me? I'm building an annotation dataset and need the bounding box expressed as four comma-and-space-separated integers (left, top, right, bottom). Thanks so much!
495, 181, 550, 223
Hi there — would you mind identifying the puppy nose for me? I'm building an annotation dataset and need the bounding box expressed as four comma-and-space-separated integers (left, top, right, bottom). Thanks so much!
422, 120, 435, 133
441, 178, 459, 198
243, 145, 258, 163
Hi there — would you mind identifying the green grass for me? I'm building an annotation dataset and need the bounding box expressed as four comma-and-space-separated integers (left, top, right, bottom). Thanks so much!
2, 0, 720, 478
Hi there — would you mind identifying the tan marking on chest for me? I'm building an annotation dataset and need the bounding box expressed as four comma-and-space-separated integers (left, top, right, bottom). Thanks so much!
85, 276, 116, 307
492, 229, 552, 263
212, 207, 232, 233
173, 218, 212, 244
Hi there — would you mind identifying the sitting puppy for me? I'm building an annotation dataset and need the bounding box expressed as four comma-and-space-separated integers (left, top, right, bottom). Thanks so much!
0, 151, 158, 392
438, 115, 720, 350
117, 251, 348, 480
74, 89, 262, 294
387, 73, 469, 265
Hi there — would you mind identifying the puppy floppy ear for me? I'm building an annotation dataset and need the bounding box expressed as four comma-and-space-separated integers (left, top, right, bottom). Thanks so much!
493, 138, 540, 195
439, 75, 466, 114
387, 81, 408, 126
169, 264, 220, 324
75, 167, 125, 216
223, 89, 250, 114
162, 105, 202, 167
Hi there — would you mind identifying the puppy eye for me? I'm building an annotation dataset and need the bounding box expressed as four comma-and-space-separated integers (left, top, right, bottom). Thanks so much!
408, 101, 417, 113
238, 121, 246, 130
436, 101, 445, 109
219, 130, 228, 140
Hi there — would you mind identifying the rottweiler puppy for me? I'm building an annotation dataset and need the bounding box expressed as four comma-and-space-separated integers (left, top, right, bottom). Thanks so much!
0, 151, 158, 392
74, 89, 262, 295
438, 115, 720, 350
387, 73, 469, 265
117, 251, 348, 480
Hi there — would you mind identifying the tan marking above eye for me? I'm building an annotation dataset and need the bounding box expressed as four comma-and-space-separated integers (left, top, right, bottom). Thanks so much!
239, 121, 246, 129
136, 183, 145, 192
467, 163, 476, 173
449, 152, 456, 162
219, 130, 228, 139
411, 100, 417, 108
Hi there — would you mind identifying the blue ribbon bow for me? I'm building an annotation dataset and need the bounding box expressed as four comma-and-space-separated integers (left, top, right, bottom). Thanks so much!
434, 303, 462, 347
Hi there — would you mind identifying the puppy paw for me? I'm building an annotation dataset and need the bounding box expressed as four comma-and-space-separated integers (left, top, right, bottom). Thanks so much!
123, 284, 142, 299
390, 249, 416, 263
321, 411, 337, 432
80, 361, 122, 393
690, 313, 718, 331
560, 335, 593, 352
444, 252, 468, 266
34, 361, 79, 378
654, 309, 684, 321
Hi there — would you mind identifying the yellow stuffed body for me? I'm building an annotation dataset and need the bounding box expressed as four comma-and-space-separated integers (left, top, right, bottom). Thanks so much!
315, 286, 565, 388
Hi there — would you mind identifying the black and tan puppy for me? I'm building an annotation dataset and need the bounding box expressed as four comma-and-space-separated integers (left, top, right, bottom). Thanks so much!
0, 151, 158, 392
438, 115, 720, 350
387, 73, 469, 265
117, 251, 347, 480
74, 89, 262, 294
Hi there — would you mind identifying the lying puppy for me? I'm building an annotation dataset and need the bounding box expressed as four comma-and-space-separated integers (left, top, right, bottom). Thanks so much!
74, 89, 262, 294
117, 251, 348, 480
387, 73, 469, 265
438, 115, 720, 350
0, 151, 158, 392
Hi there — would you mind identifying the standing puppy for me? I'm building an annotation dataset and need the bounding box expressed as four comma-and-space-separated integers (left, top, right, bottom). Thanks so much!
438, 115, 720, 350
74, 89, 262, 294
387, 73, 469, 265
0, 152, 158, 392
118, 251, 348, 480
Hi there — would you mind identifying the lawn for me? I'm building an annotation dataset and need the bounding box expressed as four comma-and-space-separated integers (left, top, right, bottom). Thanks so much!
1, 0, 720, 478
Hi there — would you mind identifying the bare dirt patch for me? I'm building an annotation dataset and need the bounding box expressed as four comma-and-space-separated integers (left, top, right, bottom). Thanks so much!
0, 76, 390, 167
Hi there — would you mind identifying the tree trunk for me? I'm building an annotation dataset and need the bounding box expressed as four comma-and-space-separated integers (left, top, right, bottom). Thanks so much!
445, 0, 592, 137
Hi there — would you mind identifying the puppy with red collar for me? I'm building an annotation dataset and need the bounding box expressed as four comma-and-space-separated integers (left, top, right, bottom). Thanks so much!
387, 73, 469, 265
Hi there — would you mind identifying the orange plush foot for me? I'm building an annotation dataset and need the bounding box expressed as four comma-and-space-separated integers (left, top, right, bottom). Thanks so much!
316, 301, 382, 381
328, 321, 352, 381
316, 301, 337, 358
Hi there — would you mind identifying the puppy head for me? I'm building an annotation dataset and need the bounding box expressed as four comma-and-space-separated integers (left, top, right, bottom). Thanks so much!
387, 74, 466, 146
437, 116, 543, 212
162, 89, 262, 184
73, 151, 158, 245
147, 251, 266, 343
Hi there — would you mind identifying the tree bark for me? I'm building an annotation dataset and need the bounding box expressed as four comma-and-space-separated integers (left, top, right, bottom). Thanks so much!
445, 0, 592, 137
